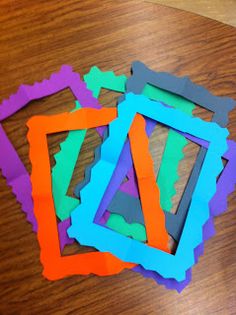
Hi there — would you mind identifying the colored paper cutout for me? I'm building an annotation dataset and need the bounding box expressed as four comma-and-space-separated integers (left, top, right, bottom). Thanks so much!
27, 107, 136, 280
0, 124, 36, 227
75, 123, 195, 241
0, 65, 100, 231
1, 63, 234, 292
137, 138, 236, 292
68, 93, 228, 282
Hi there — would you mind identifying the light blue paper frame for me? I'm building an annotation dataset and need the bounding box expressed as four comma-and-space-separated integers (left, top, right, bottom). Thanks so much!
68, 93, 228, 281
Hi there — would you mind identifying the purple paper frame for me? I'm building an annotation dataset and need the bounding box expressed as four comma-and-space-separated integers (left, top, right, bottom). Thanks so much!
0, 65, 100, 231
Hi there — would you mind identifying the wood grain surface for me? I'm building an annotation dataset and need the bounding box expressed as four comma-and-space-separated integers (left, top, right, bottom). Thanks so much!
0, 0, 236, 314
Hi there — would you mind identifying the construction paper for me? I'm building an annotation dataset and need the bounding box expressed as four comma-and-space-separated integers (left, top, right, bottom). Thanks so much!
0, 65, 100, 231
27, 107, 136, 280
51, 67, 145, 255
71, 114, 232, 291
0, 66, 146, 282
2, 65, 233, 290
68, 93, 228, 282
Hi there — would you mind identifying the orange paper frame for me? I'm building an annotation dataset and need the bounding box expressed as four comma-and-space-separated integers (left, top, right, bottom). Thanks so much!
27, 108, 168, 280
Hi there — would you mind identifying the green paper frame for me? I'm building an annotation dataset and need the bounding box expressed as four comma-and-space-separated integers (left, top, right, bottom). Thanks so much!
55, 66, 195, 222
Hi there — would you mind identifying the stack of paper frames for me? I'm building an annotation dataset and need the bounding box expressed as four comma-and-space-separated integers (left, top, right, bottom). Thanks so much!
1, 62, 235, 292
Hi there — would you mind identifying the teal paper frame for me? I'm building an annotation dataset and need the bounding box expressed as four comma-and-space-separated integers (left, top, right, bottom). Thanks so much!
68, 93, 228, 281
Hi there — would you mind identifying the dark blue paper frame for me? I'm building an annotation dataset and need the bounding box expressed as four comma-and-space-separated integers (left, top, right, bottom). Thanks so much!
68, 93, 228, 281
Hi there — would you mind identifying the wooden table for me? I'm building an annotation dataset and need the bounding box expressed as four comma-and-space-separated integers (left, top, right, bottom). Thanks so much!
0, 1, 235, 314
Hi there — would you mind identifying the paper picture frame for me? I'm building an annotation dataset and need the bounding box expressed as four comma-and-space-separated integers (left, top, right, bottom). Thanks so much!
68, 93, 228, 282
26, 107, 138, 280
0, 65, 100, 230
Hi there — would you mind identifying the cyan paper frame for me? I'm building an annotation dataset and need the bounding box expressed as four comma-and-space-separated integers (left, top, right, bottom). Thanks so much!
68, 93, 228, 281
